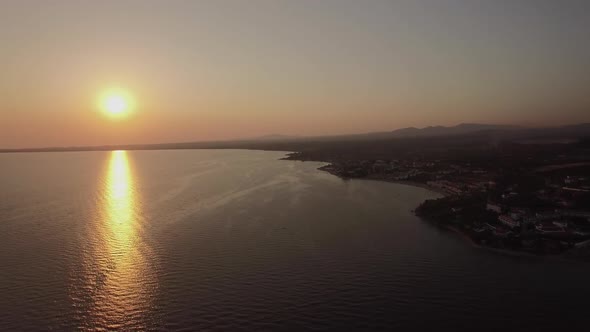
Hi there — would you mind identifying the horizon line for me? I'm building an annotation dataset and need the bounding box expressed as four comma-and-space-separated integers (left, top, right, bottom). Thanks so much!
2, 121, 589, 152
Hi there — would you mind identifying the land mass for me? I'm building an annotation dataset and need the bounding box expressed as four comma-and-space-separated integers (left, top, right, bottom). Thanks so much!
279, 124, 590, 258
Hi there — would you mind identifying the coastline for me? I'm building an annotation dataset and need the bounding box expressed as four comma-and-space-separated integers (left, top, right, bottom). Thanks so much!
285, 156, 581, 259
367, 178, 449, 197
444, 225, 549, 259
307, 159, 448, 197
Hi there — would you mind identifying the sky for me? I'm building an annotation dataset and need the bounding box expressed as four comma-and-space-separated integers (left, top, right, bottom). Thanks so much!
1, 0, 589, 148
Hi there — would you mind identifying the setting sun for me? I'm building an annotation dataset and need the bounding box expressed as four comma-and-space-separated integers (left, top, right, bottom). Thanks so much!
99, 88, 135, 118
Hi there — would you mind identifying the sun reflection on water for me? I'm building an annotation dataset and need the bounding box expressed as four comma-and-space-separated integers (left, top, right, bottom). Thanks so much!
76, 150, 156, 330
107, 150, 133, 223
106, 151, 136, 252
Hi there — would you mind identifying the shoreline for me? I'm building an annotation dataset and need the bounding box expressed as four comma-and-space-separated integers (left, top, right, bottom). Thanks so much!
308, 160, 449, 197
444, 225, 549, 259
367, 178, 450, 197
288, 157, 581, 260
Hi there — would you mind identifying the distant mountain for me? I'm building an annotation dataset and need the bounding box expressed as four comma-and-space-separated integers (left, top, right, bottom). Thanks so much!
219, 123, 590, 145
389, 123, 519, 138
286, 122, 590, 143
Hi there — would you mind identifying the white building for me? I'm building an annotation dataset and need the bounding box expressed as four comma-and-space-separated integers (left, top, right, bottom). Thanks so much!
486, 203, 502, 214
498, 215, 520, 228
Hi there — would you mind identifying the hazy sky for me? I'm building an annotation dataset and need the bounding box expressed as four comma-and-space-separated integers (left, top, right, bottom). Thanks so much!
1, 0, 589, 148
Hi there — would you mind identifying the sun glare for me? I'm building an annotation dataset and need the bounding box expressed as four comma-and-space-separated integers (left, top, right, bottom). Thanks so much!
99, 88, 135, 118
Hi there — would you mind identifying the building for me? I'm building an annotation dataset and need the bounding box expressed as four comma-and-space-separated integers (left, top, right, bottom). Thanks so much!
486, 202, 502, 214
535, 222, 566, 235
498, 215, 520, 228
426, 181, 464, 195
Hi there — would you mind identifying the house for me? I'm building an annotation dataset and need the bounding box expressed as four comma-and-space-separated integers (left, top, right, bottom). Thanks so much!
427, 181, 464, 195
498, 215, 520, 228
486, 202, 502, 214
535, 222, 566, 235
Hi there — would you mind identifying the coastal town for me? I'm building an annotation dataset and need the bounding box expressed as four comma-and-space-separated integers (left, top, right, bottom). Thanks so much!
286, 138, 590, 257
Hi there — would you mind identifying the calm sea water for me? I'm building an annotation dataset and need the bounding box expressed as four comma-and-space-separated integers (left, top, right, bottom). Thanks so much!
0, 150, 589, 331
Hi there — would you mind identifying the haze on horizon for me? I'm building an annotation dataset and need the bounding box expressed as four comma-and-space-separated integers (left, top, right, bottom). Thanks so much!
1, 0, 589, 149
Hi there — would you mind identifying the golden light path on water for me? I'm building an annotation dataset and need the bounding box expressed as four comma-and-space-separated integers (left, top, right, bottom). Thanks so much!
78, 151, 157, 330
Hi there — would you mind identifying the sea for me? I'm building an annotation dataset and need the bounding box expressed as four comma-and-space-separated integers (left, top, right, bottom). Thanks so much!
0, 149, 589, 331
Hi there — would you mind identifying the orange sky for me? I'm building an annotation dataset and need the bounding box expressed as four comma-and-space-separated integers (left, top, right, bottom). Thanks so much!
1, 0, 589, 149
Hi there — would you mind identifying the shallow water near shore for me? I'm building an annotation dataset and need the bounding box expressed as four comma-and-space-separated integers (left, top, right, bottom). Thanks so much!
1, 149, 589, 331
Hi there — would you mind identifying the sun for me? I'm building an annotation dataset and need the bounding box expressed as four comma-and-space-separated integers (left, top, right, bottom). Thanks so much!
99, 88, 135, 118
105, 95, 127, 114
